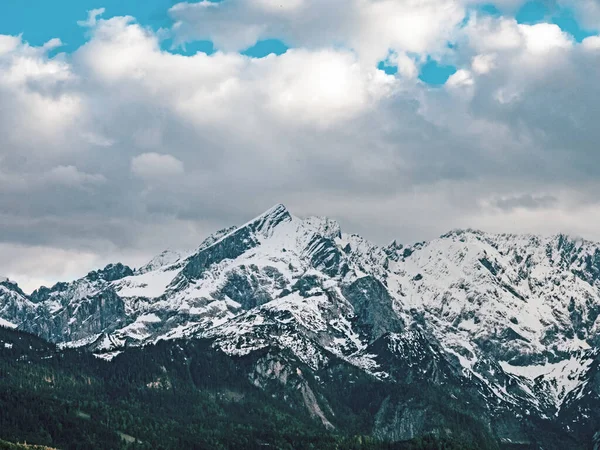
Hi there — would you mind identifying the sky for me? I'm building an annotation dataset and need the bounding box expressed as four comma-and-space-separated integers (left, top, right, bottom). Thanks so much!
1, 0, 600, 292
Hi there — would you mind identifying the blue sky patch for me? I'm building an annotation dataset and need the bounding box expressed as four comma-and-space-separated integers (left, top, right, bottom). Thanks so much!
419, 59, 457, 86
515, 1, 549, 24
478, 4, 502, 17
377, 60, 398, 76
242, 39, 289, 58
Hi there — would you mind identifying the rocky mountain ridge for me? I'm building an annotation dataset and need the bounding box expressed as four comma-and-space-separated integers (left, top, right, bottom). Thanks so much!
1, 204, 600, 447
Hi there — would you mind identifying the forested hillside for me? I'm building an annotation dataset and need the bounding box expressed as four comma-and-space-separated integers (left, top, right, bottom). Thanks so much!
0, 325, 492, 450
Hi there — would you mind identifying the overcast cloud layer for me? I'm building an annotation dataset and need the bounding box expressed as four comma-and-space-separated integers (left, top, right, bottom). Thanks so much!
2, 0, 600, 292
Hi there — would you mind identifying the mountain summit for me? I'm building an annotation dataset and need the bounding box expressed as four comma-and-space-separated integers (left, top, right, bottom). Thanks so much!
1, 205, 600, 447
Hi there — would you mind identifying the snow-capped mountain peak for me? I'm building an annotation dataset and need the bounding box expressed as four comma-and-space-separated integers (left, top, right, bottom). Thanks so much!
2, 205, 600, 434
137, 250, 183, 274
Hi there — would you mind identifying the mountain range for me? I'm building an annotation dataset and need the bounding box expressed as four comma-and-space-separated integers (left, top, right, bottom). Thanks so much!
1, 204, 600, 449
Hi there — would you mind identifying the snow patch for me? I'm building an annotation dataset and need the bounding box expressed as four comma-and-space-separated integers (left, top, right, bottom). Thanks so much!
94, 351, 123, 361
0, 317, 17, 329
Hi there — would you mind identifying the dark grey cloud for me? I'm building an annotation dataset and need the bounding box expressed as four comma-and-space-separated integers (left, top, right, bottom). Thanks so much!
492, 194, 558, 211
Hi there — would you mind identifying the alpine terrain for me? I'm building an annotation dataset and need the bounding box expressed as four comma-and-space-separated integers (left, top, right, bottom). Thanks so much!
2, 204, 600, 449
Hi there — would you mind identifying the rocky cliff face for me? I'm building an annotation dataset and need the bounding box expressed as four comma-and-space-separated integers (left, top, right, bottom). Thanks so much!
0, 279, 33, 328
2, 204, 600, 447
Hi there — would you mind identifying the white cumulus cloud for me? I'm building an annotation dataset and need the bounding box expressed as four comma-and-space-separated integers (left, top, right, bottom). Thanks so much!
1, 3, 600, 289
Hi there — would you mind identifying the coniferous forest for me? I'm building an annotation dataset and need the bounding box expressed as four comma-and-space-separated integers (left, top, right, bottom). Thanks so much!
0, 326, 496, 450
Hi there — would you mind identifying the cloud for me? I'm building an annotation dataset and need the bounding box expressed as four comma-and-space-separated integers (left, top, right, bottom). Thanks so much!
0, 242, 105, 293
77, 8, 106, 28
446, 69, 474, 88
131, 153, 185, 179
2, 3, 600, 289
463, 15, 573, 55
42, 38, 64, 52
472, 53, 496, 74
520, 23, 573, 54
45, 165, 106, 187
558, 0, 600, 31
0, 164, 105, 193
582, 35, 600, 50
491, 194, 558, 211
0, 34, 82, 156
0, 35, 20, 55
73, 17, 395, 127
257, 49, 396, 126
169, 0, 466, 64
389, 51, 419, 79
80, 131, 115, 147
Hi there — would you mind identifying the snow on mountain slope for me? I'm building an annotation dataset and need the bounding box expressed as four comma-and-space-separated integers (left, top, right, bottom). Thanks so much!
0, 278, 35, 328
116, 268, 181, 299
0, 317, 16, 329
2, 205, 600, 423
385, 229, 600, 411
4, 206, 376, 355
136, 250, 183, 274
500, 351, 594, 409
